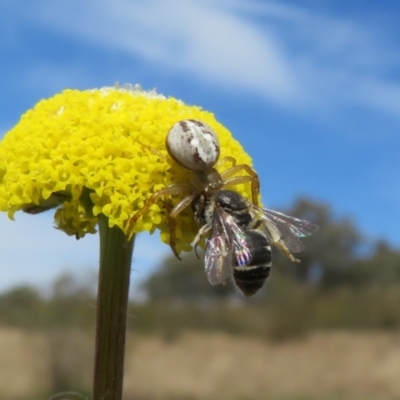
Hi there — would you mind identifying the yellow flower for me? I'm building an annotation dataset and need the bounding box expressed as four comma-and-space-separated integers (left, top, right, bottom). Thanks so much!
0, 84, 255, 254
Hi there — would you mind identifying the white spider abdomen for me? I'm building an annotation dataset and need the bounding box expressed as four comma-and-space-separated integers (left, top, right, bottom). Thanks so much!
166, 119, 220, 171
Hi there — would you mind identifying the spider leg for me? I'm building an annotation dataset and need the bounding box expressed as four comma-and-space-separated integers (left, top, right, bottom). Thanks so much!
136, 140, 175, 167
126, 183, 190, 239
221, 164, 260, 205
168, 192, 199, 260
214, 156, 237, 170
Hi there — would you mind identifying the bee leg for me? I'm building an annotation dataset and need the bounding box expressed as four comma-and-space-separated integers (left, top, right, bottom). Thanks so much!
168, 214, 181, 261
274, 240, 301, 263
194, 244, 201, 259
193, 233, 201, 259
192, 223, 211, 259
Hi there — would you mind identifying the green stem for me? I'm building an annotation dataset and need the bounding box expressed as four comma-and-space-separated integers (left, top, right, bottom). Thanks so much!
93, 214, 135, 400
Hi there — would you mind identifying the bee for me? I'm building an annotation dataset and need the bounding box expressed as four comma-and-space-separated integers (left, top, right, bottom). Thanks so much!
127, 119, 260, 258
192, 190, 318, 296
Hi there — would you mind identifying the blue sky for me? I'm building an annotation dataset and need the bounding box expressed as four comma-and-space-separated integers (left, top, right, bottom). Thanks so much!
1, 0, 400, 293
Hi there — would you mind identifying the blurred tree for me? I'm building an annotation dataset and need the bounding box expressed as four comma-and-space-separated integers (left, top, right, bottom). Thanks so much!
47, 273, 96, 329
273, 198, 365, 287
0, 286, 43, 328
354, 240, 400, 286
141, 251, 236, 302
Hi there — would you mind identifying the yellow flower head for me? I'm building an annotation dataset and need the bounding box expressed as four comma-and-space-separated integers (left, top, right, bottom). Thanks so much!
0, 85, 255, 254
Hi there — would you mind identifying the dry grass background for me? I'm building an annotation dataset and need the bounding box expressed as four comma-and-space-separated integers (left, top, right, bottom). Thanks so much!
1, 328, 400, 400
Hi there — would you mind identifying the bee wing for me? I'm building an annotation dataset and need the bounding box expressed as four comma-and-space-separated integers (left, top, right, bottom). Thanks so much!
205, 208, 253, 285
253, 206, 318, 253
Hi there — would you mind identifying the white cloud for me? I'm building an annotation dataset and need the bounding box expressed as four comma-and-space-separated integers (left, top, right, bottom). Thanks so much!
230, 1, 400, 118
10, 0, 301, 104
354, 79, 400, 117
5, 0, 400, 124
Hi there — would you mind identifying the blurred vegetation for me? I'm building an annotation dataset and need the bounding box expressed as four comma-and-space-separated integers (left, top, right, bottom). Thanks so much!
1, 198, 400, 342
2, 198, 400, 399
